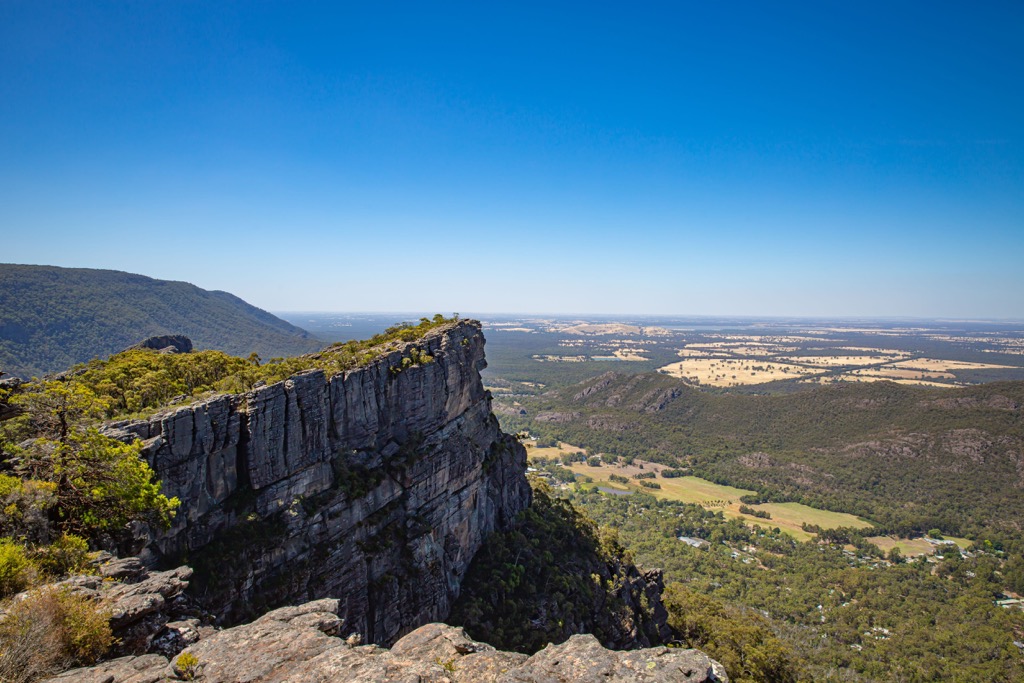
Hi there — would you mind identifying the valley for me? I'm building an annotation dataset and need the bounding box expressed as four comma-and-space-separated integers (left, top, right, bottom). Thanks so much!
527, 443, 872, 542
441, 314, 1024, 681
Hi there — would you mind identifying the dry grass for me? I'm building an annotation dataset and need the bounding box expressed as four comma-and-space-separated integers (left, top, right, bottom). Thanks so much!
818, 372, 959, 388
833, 346, 910, 354
659, 358, 823, 386
676, 348, 729, 358
778, 355, 904, 367
525, 441, 587, 460
890, 358, 1015, 371
0, 588, 112, 683
857, 368, 955, 380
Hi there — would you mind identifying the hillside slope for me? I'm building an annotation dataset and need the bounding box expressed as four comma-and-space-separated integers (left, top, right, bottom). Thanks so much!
503, 372, 1024, 537
0, 264, 320, 377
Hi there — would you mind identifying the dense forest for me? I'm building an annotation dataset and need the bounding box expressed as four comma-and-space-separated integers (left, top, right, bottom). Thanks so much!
450, 483, 668, 653
0, 264, 322, 378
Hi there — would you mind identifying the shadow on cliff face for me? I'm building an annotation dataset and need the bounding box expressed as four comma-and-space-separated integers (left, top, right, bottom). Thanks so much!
449, 481, 671, 653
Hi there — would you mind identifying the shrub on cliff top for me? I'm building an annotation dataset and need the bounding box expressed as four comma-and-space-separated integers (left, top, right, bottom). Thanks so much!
1, 379, 179, 553
0, 587, 112, 683
32, 313, 462, 420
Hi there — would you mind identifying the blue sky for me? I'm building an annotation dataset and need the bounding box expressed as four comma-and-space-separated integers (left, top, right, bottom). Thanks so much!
2, 2, 1022, 317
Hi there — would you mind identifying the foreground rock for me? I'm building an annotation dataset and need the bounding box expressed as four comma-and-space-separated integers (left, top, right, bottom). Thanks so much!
46, 600, 727, 683
11, 555, 211, 658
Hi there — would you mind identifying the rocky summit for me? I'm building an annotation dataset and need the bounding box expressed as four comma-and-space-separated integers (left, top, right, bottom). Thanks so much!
45, 598, 727, 683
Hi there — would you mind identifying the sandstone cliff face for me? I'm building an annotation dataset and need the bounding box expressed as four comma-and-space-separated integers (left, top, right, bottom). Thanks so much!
105, 322, 532, 646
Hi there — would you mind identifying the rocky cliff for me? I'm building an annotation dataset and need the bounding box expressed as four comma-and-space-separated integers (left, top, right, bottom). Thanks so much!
104, 321, 532, 646
46, 598, 727, 683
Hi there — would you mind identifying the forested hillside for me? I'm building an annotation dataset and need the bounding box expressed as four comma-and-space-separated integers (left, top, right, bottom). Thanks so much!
0, 264, 321, 377
501, 372, 1024, 541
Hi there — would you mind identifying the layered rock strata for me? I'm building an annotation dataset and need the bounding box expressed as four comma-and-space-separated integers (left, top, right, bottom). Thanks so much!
46, 599, 727, 683
105, 322, 531, 645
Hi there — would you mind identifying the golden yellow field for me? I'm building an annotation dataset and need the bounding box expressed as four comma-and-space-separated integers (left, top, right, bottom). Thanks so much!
524, 441, 586, 459
890, 358, 1015, 371
811, 373, 958, 389
684, 342, 799, 355
779, 355, 904, 367
676, 348, 728, 358
614, 348, 649, 360
834, 346, 910, 354
860, 368, 955, 379
659, 358, 823, 386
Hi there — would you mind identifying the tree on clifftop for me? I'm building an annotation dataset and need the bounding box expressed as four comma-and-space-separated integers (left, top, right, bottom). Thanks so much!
0, 378, 178, 546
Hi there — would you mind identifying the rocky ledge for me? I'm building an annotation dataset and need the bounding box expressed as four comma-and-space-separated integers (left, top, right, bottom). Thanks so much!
47, 599, 727, 683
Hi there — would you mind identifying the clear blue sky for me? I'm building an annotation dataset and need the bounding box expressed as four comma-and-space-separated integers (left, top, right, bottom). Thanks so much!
2, 2, 1022, 317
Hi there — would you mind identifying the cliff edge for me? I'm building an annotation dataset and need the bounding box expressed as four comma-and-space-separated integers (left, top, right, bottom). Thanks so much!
105, 321, 532, 645
46, 598, 727, 683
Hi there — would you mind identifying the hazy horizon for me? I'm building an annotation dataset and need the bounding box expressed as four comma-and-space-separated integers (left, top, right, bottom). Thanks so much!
275, 310, 1024, 324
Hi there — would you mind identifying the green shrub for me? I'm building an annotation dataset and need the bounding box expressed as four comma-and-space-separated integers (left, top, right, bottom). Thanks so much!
0, 539, 36, 598
174, 651, 200, 680
32, 534, 91, 577
660, 468, 688, 478
0, 475, 56, 544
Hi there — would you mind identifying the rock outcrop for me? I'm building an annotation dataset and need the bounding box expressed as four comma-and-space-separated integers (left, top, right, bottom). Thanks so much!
127, 335, 194, 354
104, 321, 532, 646
4, 555, 210, 662
46, 599, 727, 683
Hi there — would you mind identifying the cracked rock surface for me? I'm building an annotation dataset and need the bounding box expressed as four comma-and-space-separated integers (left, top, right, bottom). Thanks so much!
46, 601, 726, 683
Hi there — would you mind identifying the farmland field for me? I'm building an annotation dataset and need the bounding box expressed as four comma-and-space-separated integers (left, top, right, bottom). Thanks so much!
866, 535, 973, 557
530, 446, 874, 541
658, 357, 823, 386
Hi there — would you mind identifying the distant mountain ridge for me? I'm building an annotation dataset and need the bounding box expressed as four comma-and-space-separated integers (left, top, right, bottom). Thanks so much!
0, 264, 321, 378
